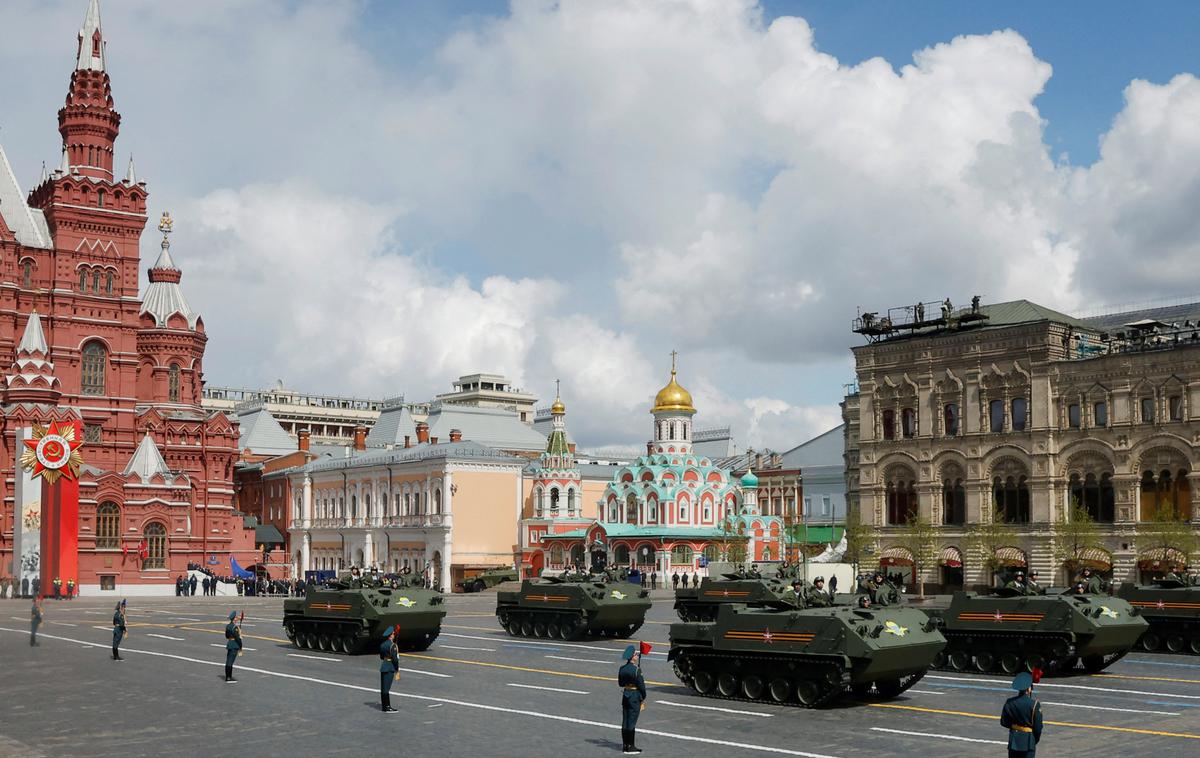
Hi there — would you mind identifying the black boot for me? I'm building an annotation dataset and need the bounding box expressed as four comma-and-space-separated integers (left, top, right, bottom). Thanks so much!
628, 729, 642, 754
620, 729, 629, 752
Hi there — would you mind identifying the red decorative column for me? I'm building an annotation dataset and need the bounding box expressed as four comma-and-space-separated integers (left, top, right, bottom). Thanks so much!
21, 420, 84, 598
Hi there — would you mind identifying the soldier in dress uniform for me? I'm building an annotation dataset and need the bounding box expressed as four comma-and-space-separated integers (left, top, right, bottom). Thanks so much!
1005, 571, 1029, 594
379, 625, 401, 712
807, 577, 832, 608
52, 576, 62, 599
1000, 671, 1043, 757
618, 644, 646, 754
224, 611, 243, 682
112, 600, 127, 660
791, 580, 805, 604
30, 597, 43, 646
1025, 570, 1044, 595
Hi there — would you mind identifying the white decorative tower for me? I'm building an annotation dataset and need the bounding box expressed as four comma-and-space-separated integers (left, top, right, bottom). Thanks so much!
532, 381, 581, 518
650, 351, 696, 455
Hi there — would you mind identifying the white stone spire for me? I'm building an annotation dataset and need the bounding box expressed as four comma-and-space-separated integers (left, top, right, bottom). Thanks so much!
76, 0, 106, 72
139, 212, 200, 329
17, 311, 48, 356
123, 433, 171, 482
124, 155, 137, 185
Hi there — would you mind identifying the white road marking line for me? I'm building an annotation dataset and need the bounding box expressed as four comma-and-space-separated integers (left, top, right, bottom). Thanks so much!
657, 700, 773, 717
927, 674, 1200, 701
1040, 701, 1179, 717
870, 727, 1005, 746
92, 626, 111, 631
171, 618, 203, 623
49, 622, 78, 627
287, 653, 340, 662
147, 633, 185, 641
398, 667, 453, 678
439, 644, 495, 652
507, 683, 588, 695
545, 655, 612, 665
83, 611, 104, 615
443, 631, 667, 657
903, 689, 943, 695
209, 643, 257, 652
427, 704, 444, 708
0, 626, 839, 758
9, 616, 26, 621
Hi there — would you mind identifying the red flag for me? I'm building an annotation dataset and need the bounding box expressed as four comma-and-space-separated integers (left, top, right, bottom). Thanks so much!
639, 641, 653, 656
1031, 667, 1043, 684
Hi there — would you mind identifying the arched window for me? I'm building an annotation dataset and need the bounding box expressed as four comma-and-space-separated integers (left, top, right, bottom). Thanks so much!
1011, 397, 1028, 431
670, 544, 694, 566
702, 544, 720, 562
882, 409, 895, 440
567, 488, 576, 515
143, 522, 167, 569
989, 399, 1005, 433
942, 479, 965, 525
105, 270, 113, 295
569, 543, 585, 566
364, 493, 372, 519
97, 189, 106, 208
944, 403, 959, 436
168, 363, 181, 402
901, 408, 917, 438
994, 475, 1031, 523
1070, 472, 1115, 523
21, 260, 33, 289
549, 544, 565, 566
885, 469, 916, 525
92, 269, 101, 293
96, 502, 120, 549
647, 499, 657, 523
625, 494, 638, 524
433, 489, 442, 514
1140, 469, 1190, 522
614, 544, 630, 566
79, 268, 87, 292
678, 498, 689, 522
549, 487, 560, 514
636, 544, 654, 566
81, 341, 107, 395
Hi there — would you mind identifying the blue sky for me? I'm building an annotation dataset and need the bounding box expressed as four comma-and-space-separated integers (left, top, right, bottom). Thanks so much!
2, 1, 1199, 451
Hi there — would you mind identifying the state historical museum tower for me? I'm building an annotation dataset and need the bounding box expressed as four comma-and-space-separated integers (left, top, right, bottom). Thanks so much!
0, 1, 255, 595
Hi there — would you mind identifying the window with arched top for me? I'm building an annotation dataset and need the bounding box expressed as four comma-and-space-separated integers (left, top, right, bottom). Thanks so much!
566, 488, 576, 515
670, 544, 694, 566
885, 468, 917, 525
625, 493, 638, 524
96, 502, 120, 549
97, 189, 106, 208
1140, 469, 1190, 522
79, 268, 88, 292
549, 487, 560, 514
21, 260, 33, 289
434, 489, 442, 514
168, 363, 181, 402
81, 341, 107, 395
549, 544, 565, 566
143, 522, 167, 569
92, 269, 101, 294
942, 479, 966, 525
994, 475, 1031, 523
614, 544, 630, 566
1070, 472, 1115, 523
105, 270, 113, 295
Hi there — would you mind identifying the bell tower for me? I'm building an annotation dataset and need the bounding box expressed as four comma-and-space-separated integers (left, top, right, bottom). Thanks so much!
60, 0, 119, 181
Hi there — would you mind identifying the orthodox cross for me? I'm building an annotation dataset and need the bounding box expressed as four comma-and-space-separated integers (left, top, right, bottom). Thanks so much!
670, 349, 678, 373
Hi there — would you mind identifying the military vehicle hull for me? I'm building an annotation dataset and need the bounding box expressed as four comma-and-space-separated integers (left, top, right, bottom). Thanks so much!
1116, 582, 1200, 654
921, 591, 1147, 675
458, 567, 519, 593
675, 575, 801, 621
497, 578, 651, 640
669, 604, 945, 708
283, 585, 446, 654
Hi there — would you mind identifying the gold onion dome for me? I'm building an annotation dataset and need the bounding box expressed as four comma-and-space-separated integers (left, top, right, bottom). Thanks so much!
652, 356, 695, 414
551, 396, 566, 415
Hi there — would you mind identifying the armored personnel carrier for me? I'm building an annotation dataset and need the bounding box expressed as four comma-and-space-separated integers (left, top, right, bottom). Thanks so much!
283, 574, 446, 654
675, 566, 806, 621
1117, 578, 1200, 654
458, 566, 519, 593
669, 602, 945, 708
921, 588, 1147, 674
496, 569, 651, 640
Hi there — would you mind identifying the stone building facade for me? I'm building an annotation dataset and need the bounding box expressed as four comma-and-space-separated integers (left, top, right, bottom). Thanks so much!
843, 299, 1200, 590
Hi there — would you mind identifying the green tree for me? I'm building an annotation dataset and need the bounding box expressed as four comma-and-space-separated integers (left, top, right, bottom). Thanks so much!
717, 516, 747, 564
966, 507, 1017, 588
840, 509, 874, 577
1139, 509, 1199, 572
895, 509, 938, 597
1051, 498, 1105, 580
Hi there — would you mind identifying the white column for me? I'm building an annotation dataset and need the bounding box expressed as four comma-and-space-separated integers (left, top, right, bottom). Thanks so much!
300, 532, 311, 576
302, 474, 312, 529
364, 529, 375, 568
442, 466, 454, 591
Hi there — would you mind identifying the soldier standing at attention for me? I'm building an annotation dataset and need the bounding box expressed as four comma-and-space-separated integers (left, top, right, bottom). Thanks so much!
379, 625, 400, 712
1000, 671, 1043, 757
112, 600, 127, 660
224, 611, 243, 682
618, 645, 646, 754
30, 597, 43, 646
807, 577, 832, 607
1026, 570, 1044, 595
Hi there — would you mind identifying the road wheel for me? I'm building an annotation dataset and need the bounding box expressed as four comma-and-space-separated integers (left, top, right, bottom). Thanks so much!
1190, 637, 1200, 655
305, 632, 318, 650
342, 635, 358, 654
547, 621, 561, 639
973, 652, 995, 673
1141, 632, 1162, 651
948, 650, 971, 671
1167, 635, 1187, 653
999, 653, 1022, 675
520, 619, 534, 637
534, 620, 548, 638
1025, 654, 1047, 673
692, 670, 714, 695
931, 651, 947, 669
768, 678, 792, 703
717, 672, 739, 697
331, 636, 344, 653
318, 633, 332, 652
796, 679, 822, 706
741, 674, 765, 700
473, 580, 486, 593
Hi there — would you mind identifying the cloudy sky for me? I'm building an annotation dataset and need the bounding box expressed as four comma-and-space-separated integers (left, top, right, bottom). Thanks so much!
3, 0, 1199, 452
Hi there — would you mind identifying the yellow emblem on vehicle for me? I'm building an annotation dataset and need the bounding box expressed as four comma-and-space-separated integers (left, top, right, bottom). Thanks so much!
610, 590, 627, 600
883, 620, 908, 637
395, 597, 416, 608
1099, 605, 1119, 618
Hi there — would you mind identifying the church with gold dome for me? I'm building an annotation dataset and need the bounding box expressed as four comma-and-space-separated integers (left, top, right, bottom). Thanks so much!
520, 356, 783, 578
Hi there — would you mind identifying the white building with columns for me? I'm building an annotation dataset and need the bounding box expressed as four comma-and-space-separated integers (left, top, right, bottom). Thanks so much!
285, 440, 525, 590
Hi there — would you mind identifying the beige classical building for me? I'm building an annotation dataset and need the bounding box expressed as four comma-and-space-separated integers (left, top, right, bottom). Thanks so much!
843, 299, 1200, 590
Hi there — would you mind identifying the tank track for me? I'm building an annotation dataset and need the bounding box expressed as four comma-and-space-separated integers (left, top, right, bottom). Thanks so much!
284, 618, 438, 655
669, 649, 916, 709
933, 631, 1087, 675
1135, 620, 1200, 656
496, 608, 642, 641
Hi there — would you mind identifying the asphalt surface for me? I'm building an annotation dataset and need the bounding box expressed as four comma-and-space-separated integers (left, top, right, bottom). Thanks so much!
2, 590, 1199, 757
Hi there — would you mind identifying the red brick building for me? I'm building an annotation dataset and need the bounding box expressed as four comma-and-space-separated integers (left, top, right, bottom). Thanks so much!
0, 1, 256, 595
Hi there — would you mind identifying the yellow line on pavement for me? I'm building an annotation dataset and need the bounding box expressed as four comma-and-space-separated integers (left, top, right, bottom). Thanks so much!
401, 652, 681, 688
1094, 673, 1200, 685
869, 703, 1200, 740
